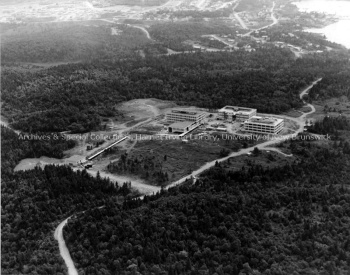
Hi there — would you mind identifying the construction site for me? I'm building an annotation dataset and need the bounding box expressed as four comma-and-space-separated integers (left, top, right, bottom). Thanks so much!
14, 98, 293, 186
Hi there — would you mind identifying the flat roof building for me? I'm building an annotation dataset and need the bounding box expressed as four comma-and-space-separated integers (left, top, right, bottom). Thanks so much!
168, 121, 198, 134
167, 109, 206, 124
244, 116, 284, 134
218, 106, 257, 121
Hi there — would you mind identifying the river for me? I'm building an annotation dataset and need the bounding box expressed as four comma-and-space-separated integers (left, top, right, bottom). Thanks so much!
293, 0, 350, 48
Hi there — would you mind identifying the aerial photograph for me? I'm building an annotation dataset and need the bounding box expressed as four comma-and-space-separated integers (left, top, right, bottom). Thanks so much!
1, 0, 350, 274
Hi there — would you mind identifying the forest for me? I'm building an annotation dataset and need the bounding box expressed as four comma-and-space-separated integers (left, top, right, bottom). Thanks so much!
308, 116, 350, 137
1, 127, 133, 275
0, 126, 76, 177
64, 135, 350, 274
1, 22, 151, 63
107, 152, 169, 185
3, 49, 349, 133
308, 70, 350, 101
148, 22, 238, 51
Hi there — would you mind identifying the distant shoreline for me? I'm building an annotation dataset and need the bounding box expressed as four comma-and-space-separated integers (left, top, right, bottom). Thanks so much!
293, 0, 350, 48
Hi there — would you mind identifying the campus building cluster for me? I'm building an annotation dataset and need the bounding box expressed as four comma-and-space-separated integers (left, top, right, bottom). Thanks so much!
218, 106, 257, 121
166, 106, 284, 135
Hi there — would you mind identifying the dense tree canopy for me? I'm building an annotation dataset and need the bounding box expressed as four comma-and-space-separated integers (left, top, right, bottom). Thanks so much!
3, 49, 349, 133
64, 137, 350, 274
1, 127, 133, 275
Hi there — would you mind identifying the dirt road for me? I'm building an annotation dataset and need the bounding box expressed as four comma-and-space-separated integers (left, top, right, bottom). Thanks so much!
166, 78, 322, 189
243, 1, 277, 36
127, 24, 153, 40
55, 79, 322, 274
54, 217, 78, 275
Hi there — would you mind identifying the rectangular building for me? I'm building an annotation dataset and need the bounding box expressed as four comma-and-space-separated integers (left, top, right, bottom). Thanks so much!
244, 116, 284, 134
168, 121, 198, 134
167, 109, 206, 124
218, 106, 257, 121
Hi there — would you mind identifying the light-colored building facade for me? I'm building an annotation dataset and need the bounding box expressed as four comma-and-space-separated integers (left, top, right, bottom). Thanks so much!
167, 109, 206, 124
218, 106, 257, 121
244, 116, 284, 134
168, 121, 198, 134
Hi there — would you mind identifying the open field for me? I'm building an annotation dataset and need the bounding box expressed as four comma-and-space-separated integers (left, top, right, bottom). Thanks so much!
101, 133, 262, 185
220, 150, 295, 172
308, 96, 350, 122
281, 109, 303, 118
116, 98, 176, 119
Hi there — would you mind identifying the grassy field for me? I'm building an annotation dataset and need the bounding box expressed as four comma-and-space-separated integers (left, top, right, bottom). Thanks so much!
102, 134, 260, 184
281, 109, 303, 118
309, 96, 350, 122
220, 150, 295, 172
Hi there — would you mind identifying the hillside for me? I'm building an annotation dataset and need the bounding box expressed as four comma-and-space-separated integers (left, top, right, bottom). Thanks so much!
64, 136, 350, 274
0, 127, 133, 275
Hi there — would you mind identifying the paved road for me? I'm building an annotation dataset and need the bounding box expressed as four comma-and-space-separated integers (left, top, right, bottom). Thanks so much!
234, 12, 248, 29
166, 78, 322, 189
243, 2, 277, 36
55, 79, 323, 275
127, 24, 153, 40
203, 34, 238, 49
54, 217, 78, 275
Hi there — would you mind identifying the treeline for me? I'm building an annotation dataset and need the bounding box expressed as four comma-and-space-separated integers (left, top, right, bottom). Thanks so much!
64, 138, 350, 274
155, 8, 233, 20
0, 126, 75, 177
107, 153, 169, 185
308, 71, 350, 101
1, 166, 130, 275
4, 48, 347, 133
1, 127, 133, 275
308, 116, 350, 138
260, 23, 345, 50
1, 22, 151, 63
148, 22, 238, 51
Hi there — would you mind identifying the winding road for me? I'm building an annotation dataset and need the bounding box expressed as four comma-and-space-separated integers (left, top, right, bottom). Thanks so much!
127, 24, 153, 40
243, 1, 278, 37
55, 78, 322, 275
54, 217, 78, 275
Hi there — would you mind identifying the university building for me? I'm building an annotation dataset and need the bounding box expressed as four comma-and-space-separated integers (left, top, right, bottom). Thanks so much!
218, 106, 257, 121
244, 116, 284, 134
166, 109, 206, 124
168, 121, 199, 134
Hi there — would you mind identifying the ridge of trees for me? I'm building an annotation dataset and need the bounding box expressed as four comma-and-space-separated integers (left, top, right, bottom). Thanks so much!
3, 49, 349, 133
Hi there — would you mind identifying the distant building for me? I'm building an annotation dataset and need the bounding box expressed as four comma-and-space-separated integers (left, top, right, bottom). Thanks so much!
166, 109, 206, 124
244, 116, 284, 134
218, 106, 257, 121
168, 121, 198, 134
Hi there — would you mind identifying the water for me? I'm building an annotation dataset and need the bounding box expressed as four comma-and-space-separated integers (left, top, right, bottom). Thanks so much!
293, 0, 350, 48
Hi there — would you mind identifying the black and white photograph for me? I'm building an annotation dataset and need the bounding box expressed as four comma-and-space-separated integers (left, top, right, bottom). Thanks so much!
1, 0, 350, 274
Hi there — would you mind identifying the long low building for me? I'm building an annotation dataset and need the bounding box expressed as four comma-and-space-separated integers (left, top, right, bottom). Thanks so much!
244, 116, 284, 134
167, 109, 206, 124
218, 106, 257, 121
168, 121, 198, 134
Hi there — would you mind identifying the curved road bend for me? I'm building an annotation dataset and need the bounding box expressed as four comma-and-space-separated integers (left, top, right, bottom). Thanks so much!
243, 1, 278, 37
167, 78, 322, 189
54, 217, 78, 275
56, 78, 322, 275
